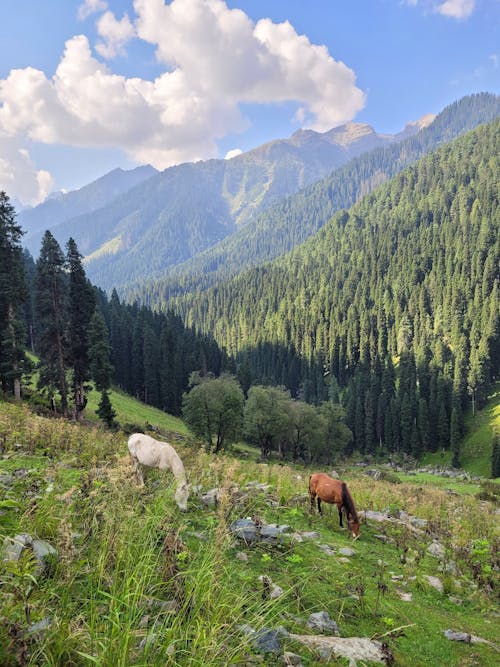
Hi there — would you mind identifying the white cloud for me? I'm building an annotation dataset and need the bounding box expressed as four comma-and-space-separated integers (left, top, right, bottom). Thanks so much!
96, 11, 135, 59
0, 133, 54, 205
0, 0, 366, 202
436, 0, 475, 18
78, 0, 108, 21
224, 148, 242, 159
405, 0, 476, 19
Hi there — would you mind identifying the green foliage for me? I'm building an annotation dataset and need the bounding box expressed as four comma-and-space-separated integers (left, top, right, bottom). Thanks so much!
1, 400, 500, 666
124, 93, 500, 303
0, 191, 30, 398
182, 373, 244, 451
162, 119, 499, 459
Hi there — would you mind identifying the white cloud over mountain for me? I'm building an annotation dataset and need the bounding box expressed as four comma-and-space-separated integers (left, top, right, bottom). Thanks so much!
0, 133, 53, 206
406, 0, 476, 19
0, 0, 365, 203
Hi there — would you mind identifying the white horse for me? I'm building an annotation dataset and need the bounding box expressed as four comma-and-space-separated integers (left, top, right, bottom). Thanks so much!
127, 433, 189, 511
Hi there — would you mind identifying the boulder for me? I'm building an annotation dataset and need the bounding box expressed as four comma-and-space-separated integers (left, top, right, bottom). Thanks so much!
306, 611, 340, 635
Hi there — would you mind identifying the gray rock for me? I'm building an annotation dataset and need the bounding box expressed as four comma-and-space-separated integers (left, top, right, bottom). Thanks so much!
444, 630, 472, 643
425, 575, 443, 593
260, 524, 290, 540
339, 547, 356, 557
448, 596, 463, 605
395, 590, 413, 602
27, 617, 51, 636
280, 651, 303, 666
32, 539, 58, 575
231, 519, 257, 542
318, 544, 336, 556
427, 541, 446, 560
3, 534, 31, 562
253, 628, 283, 654
328, 470, 340, 479
199, 488, 220, 506
306, 611, 340, 635
0, 474, 13, 486
236, 551, 248, 562
13, 468, 29, 478
299, 531, 320, 540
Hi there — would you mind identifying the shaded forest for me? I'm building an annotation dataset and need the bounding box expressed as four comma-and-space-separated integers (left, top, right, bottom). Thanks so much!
170, 119, 500, 460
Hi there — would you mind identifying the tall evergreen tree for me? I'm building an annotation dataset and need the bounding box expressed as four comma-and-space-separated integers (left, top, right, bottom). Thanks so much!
0, 192, 28, 399
88, 308, 116, 428
66, 238, 96, 419
35, 231, 69, 415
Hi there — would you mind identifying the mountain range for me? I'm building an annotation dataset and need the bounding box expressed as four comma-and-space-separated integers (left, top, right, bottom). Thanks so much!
20, 93, 499, 302
21, 111, 436, 280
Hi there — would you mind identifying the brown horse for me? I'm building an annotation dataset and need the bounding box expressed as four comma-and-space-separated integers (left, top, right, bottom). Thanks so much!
309, 473, 360, 538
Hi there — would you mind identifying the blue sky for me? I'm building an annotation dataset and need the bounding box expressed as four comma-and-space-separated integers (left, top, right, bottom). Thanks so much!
0, 0, 498, 204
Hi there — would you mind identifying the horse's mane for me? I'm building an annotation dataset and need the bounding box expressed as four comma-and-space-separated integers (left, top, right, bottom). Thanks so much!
341, 482, 358, 520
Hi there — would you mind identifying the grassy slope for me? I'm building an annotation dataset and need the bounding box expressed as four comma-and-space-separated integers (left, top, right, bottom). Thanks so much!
86, 386, 190, 436
421, 382, 500, 478
460, 384, 500, 477
0, 401, 498, 666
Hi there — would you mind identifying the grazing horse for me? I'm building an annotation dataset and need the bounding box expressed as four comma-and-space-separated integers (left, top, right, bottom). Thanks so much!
127, 433, 189, 511
309, 472, 360, 538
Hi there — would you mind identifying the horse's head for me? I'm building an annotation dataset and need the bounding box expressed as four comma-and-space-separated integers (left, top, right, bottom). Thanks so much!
175, 482, 189, 512
348, 515, 360, 539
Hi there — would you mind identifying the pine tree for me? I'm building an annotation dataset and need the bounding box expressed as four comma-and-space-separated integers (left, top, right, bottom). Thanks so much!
88, 308, 116, 428
35, 231, 69, 414
491, 434, 500, 479
0, 192, 29, 399
66, 238, 96, 419
450, 402, 461, 468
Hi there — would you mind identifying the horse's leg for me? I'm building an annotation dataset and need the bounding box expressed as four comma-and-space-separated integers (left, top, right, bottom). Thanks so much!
338, 503, 343, 527
130, 454, 144, 485
310, 492, 316, 514
317, 497, 323, 516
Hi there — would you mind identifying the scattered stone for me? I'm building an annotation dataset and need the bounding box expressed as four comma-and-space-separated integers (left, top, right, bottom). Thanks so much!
443, 629, 499, 651
13, 468, 29, 478
253, 628, 285, 654
259, 575, 284, 599
230, 519, 290, 544
425, 575, 444, 593
199, 488, 220, 506
27, 617, 52, 637
2, 533, 31, 562
0, 474, 13, 486
339, 547, 356, 557
32, 539, 58, 575
328, 470, 340, 479
338, 557, 350, 564
236, 551, 249, 562
306, 611, 340, 635
139, 615, 149, 628
427, 541, 446, 560
298, 531, 320, 540
318, 544, 336, 556
290, 634, 391, 664
280, 651, 303, 666
395, 590, 413, 602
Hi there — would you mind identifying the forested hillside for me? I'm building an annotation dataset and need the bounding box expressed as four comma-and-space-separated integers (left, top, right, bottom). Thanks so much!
171, 119, 500, 461
23, 119, 418, 292
123, 93, 500, 304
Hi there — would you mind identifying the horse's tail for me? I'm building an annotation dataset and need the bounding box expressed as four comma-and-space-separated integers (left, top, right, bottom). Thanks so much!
341, 482, 357, 519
